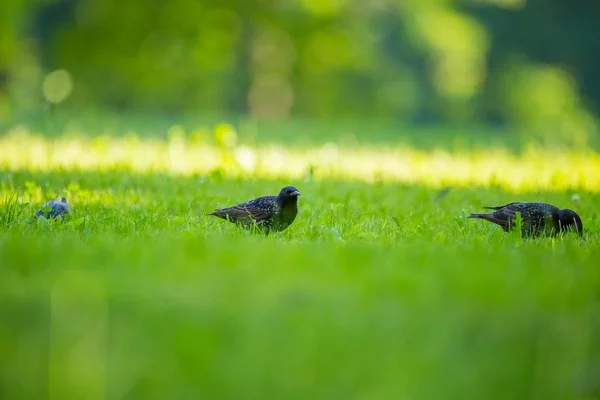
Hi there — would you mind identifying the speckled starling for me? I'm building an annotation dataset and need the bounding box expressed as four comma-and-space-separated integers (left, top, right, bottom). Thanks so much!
469, 202, 583, 237
209, 186, 300, 234
36, 197, 70, 220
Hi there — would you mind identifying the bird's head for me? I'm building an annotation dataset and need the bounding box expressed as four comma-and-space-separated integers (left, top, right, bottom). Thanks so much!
557, 209, 583, 236
278, 186, 301, 203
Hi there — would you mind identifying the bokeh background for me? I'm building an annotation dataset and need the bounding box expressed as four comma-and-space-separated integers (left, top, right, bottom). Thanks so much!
3, 2, 600, 399
1, 0, 599, 148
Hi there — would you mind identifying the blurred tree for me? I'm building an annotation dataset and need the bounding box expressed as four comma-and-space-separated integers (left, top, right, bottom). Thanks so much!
0, 0, 598, 143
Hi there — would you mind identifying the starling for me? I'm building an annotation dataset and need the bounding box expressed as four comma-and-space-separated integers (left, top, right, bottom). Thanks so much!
209, 186, 301, 234
468, 202, 583, 237
36, 197, 70, 220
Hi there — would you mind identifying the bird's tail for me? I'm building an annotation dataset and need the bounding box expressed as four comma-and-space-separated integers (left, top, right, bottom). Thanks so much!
206, 210, 226, 218
468, 213, 495, 222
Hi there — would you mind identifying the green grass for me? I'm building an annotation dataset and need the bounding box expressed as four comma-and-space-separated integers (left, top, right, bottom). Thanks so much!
1, 167, 600, 399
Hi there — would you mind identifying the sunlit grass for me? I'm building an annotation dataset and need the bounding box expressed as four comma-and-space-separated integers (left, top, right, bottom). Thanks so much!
1, 167, 599, 399
2, 123, 600, 399
2, 126, 599, 192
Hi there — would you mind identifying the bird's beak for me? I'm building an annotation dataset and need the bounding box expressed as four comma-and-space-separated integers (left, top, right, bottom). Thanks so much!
291, 190, 301, 196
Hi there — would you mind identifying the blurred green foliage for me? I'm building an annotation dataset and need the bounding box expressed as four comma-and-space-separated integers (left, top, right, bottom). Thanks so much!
0, 0, 599, 145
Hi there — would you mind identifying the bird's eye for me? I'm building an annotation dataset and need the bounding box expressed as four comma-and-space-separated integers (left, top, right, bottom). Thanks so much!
286, 190, 292, 194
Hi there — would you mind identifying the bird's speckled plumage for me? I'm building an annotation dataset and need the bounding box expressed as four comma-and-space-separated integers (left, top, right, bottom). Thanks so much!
209, 186, 300, 234
36, 197, 71, 219
468, 202, 583, 237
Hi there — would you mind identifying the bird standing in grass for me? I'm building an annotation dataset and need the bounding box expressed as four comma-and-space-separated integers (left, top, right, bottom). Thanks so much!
209, 186, 301, 234
36, 197, 70, 220
468, 202, 583, 237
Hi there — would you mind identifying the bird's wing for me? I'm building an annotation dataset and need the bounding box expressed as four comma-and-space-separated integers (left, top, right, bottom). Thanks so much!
499, 203, 528, 217
212, 196, 275, 222
486, 203, 532, 230
484, 202, 525, 211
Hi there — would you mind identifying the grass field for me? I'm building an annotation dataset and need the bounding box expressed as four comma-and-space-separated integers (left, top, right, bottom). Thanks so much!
1, 122, 600, 399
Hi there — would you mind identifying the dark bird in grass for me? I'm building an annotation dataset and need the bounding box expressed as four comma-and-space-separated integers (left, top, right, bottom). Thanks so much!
209, 186, 301, 234
468, 202, 583, 237
36, 197, 70, 220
